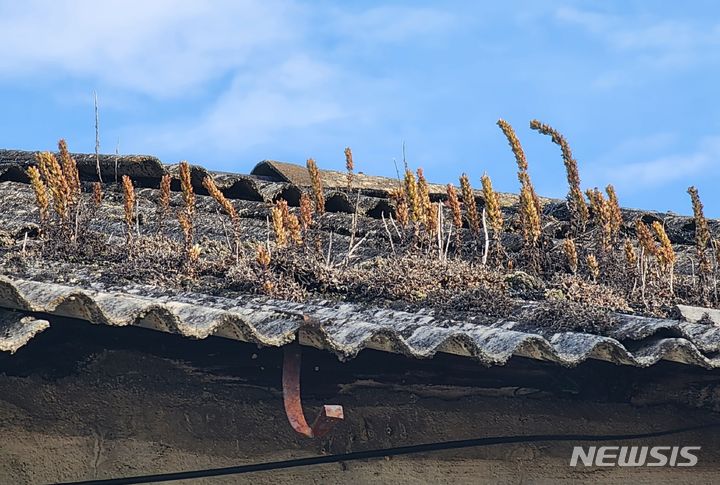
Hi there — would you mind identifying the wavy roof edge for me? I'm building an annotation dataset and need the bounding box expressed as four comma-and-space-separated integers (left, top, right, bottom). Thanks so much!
1, 276, 720, 369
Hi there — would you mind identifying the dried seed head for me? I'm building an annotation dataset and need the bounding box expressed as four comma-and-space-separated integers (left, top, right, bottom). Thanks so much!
256, 242, 271, 268
121, 175, 136, 240
92, 182, 103, 207
652, 221, 675, 270
27, 166, 49, 224
179, 161, 195, 215
287, 213, 303, 245
586, 188, 612, 251
36, 151, 70, 222
446, 184, 463, 230
306, 158, 325, 213
417, 168, 433, 232
188, 244, 201, 265
178, 211, 192, 244
563, 238, 578, 274
624, 239, 637, 268
530, 119, 589, 229
480, 173, 503, 234
404, 168, 421, 223
203, 176, 238, 222
299, 192, 313, 230
520, 184, 541, 246
344, 147, 354, 189
586, 253, 600, 281
459, 173, 480, 234
58, 139, 80, 204
635, 220, 658, 257
271, 203, 287, 247
605, 185, 623, 238
497, 119, 542, 220
159, 174, 171, 214
688, 186, 711, 252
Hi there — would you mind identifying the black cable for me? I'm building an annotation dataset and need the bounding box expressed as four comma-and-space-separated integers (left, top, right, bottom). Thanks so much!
53, 423, 718, 485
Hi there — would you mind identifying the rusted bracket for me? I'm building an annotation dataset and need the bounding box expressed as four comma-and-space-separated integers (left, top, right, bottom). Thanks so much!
282, 343, 344, 438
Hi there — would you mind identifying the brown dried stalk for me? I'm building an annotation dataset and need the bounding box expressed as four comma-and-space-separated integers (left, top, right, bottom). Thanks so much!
417, 168, 434, 234
389, 187, 410, 228
121, 175, 136, 244
652, 221, 675, 293
203, 176, 237, 222
586, 188, 612, 252
564, 238, 578, 274
480, 174, 503, 234
256, 242, 271, 268
299, 192, 313, 231
446, 184, 463, 231
624, 239, 637, 268
404, 168, 421, 224
635, 220, 657, 257
179, 161, 195, 216
159, 174, 171, 214
306, 158, 325, 213
587, 253, 600, 282
459, 174, 480, 234
92, 182, 103, 208
27, 166, 49, 225
58, 139, 80, 205
203, 175, 241, 257
36, 152, 70, 223
344, 147, 354, 190
271, 203, 287, 247
497, 119, 541, 219
520, 184, 541, 247
178, 161, 197, 271
530, 119, 589, 231
687, 186, 712, 285
605, 185, 623, 239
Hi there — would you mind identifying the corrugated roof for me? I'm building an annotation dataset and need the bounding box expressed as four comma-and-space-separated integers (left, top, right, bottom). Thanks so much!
1, 276, 719, 367
1, 148, 720, 368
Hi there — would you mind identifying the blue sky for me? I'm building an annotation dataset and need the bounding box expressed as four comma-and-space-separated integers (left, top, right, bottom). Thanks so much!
1, 0, 719, 215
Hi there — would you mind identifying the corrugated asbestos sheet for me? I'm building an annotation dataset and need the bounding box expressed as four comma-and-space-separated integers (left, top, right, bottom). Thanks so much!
2, 149, 720, 369
1, 275, 720, 368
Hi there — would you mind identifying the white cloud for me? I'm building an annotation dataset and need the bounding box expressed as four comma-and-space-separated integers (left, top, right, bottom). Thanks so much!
591, 135, 720, 190
556, 6, 720, 83
0, 0, 302, 97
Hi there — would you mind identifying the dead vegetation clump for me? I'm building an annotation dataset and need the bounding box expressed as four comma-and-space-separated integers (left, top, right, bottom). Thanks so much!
14, 127, 720, 335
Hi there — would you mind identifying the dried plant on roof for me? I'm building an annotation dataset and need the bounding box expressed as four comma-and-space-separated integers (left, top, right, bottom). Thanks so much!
203, 175, 241, 259
497, 119, 542, 220
652, 221, 675, 294
586, 253, 600, 282
564, 238, 578, 274
687, 186, 712, 296
58, 139, 81, 206
156, 174, 172, 235
459, 173, 480, 235
417, 168, 435, 236
605, 185, 623, 240
529, 119, 589, 232
481, 174, 503, 234
404, 168, 421, 224
26, 166, 49, 227
178, 161, 197, 274
306, 158, 325, 214
299, 192, 313, 231
91, 182, 103, 208
121, 175, 136, 245
586, 188, 612, 253
344, 147, 354, 190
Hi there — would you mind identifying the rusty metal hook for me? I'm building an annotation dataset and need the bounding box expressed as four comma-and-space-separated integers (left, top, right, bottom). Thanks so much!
282, 343, 344, 438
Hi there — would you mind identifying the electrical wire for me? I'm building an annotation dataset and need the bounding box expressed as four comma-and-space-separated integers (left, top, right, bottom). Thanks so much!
54, 423, 719, 485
